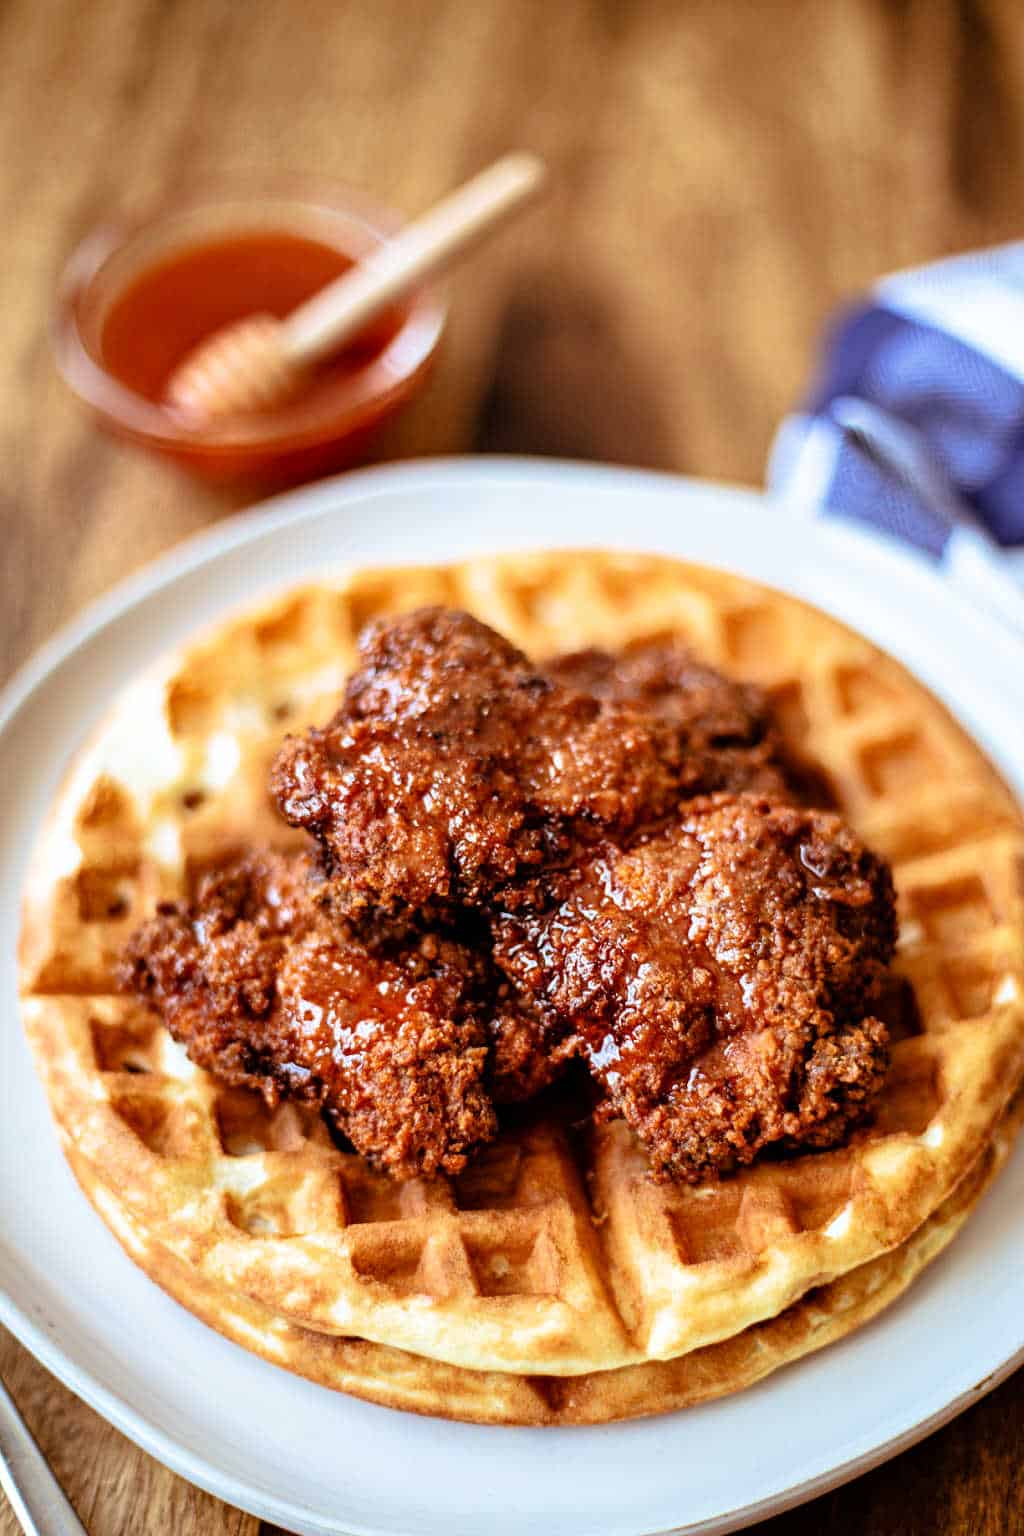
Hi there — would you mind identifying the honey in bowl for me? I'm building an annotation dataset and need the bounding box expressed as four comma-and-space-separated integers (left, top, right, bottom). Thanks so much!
55, 189, 446, 486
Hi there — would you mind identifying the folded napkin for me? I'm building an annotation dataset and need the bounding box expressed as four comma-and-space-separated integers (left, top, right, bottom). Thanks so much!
768, 243, 1024, 630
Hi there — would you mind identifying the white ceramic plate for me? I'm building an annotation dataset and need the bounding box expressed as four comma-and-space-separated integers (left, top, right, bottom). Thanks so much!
2, 459, 1023, 1536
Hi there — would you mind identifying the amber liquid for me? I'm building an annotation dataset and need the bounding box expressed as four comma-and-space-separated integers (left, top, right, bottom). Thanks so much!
100, 230, 402, 402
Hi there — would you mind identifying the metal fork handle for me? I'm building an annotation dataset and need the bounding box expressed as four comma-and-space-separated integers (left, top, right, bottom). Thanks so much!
0, 1376, 87, 1536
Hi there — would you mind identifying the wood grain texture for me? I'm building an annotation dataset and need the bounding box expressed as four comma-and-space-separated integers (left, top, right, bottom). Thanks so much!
2, 0, 1024, 1530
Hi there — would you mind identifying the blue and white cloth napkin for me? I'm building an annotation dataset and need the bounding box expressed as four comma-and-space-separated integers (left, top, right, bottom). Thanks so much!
768, 242, 1024, 631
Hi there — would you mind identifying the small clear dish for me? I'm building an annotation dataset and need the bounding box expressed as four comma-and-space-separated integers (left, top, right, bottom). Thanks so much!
54, 180, 446, 487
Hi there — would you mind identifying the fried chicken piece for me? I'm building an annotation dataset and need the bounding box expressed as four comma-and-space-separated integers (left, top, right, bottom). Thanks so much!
270, 613, 836, 1114
119, 850, 497, 1179
546, 638, 816, 801
492, 794, 895, 1180
271, 608, 687, 917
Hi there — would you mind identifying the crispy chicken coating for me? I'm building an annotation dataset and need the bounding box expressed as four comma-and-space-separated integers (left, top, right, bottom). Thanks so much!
492, 794, 895, 1180
119, 850, 498, 1178
270, 609, 687, 917
546, 639, 792, 799
272, 616, 827, 930
486, 990, 579, 1103
123, 610, 897, 1187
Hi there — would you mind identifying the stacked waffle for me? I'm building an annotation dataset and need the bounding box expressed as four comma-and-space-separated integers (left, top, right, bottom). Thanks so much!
19, 552, 1024, 1424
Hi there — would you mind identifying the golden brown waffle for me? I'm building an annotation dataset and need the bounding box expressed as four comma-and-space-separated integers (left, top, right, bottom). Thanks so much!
20, 552, 1024, 1379
58, 1095, 1024, 1424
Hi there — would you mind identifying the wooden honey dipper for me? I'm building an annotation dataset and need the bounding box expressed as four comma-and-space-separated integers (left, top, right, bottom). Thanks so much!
166, 153, 546, 421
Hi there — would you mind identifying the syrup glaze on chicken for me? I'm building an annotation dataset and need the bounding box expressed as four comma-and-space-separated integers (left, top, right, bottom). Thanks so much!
122, 608, 896, 1182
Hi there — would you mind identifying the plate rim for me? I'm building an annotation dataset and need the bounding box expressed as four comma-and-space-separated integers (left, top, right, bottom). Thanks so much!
4, 450, 1016, 739
2, 1283, 1022, 1536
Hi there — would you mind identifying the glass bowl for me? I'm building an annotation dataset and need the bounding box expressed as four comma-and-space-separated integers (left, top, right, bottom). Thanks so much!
54, 181, 447, 488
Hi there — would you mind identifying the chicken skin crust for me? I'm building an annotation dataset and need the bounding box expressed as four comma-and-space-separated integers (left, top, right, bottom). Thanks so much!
545, 639, 792, 800
270, 609, 692, 918
546, 638, 835, 808
492, 794, 896, 1181
123, 608, 899, 1187
119, 851, 497, 1179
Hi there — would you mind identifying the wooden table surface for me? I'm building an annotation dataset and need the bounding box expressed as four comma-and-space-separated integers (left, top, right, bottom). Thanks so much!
3, 0, 1023, 1531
